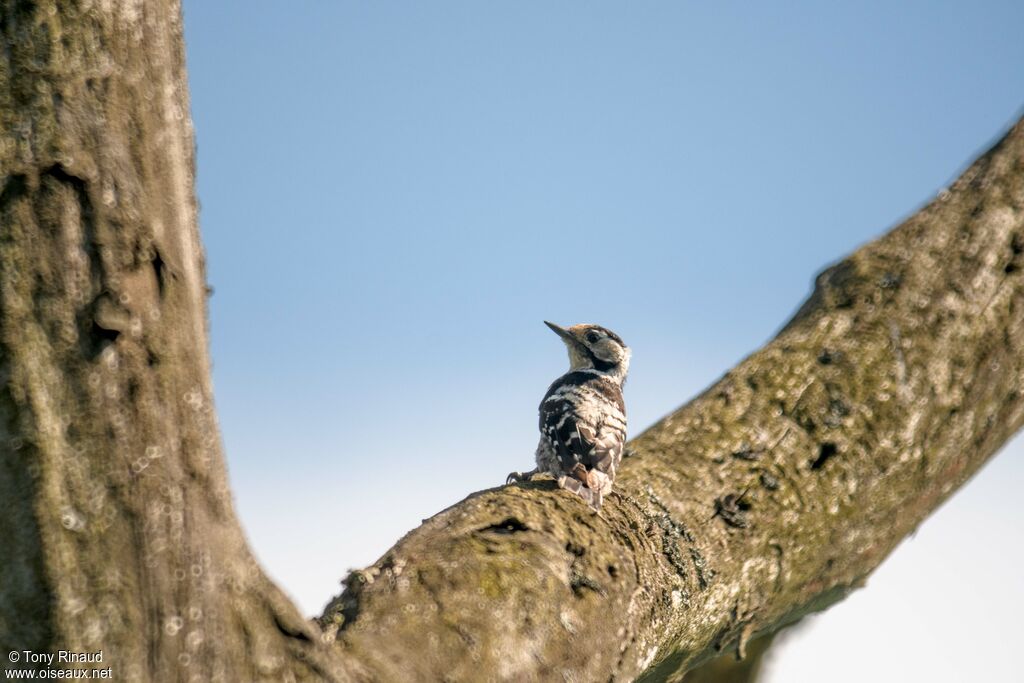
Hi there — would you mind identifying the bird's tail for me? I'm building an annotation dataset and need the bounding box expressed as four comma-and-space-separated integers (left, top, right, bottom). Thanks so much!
556, 475, 603, 511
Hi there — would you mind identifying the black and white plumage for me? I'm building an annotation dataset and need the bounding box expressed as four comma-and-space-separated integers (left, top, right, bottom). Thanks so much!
507, 321, 630, 511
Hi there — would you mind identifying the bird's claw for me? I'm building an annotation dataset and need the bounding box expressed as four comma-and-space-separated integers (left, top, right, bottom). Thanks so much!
506, 470, 534, 485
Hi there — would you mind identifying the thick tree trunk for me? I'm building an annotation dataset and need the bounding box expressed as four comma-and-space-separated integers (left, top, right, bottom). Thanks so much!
0, 2, 341, 681
2, 3, 1022, 682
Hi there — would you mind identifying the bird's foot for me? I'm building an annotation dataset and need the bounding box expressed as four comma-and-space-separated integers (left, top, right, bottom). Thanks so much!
506, 468, 539, 485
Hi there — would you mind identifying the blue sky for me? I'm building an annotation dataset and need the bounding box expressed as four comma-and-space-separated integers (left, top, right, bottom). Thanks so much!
181, 2, 1023, 680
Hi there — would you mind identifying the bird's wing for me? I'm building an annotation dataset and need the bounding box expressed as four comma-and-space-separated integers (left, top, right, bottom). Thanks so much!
539, 376, 626, 481
576, 421, 625, 475
539, 392, 587, 474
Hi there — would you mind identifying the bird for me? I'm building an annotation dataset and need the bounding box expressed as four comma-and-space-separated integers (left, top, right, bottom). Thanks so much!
507, 321, 630, 511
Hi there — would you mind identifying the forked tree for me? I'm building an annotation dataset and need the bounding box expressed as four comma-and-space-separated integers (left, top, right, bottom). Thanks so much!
1, 2, 1022, 681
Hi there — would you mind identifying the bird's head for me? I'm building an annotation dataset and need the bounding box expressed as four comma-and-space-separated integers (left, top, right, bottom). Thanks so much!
544, 321, 631, 382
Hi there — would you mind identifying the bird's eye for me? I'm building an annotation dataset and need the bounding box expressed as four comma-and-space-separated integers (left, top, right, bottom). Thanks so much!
585, 331, 600, 343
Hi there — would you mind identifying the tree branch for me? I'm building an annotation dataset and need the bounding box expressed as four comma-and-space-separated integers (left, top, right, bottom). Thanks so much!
677, 633, 776, 683
318, 116, 1024, 680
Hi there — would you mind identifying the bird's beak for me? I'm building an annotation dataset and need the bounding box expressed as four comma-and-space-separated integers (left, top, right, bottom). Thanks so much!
544, 321, 574, 343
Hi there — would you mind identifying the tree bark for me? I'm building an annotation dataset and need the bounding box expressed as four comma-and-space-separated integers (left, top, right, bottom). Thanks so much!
315, 117, 1024, 679
0, 2, 342, 681
679, 633, 776, 683
2, 3, 1023, 682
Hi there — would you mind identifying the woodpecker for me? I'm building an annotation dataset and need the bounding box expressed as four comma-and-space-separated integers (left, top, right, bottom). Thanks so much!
507, 321, 630, 511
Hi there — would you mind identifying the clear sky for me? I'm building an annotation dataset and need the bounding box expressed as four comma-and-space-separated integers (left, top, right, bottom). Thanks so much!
180, 2, 1024, 681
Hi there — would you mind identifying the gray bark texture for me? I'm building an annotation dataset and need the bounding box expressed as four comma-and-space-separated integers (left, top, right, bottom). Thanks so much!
2, 2, 1023, 682
0, 2, 338, 681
